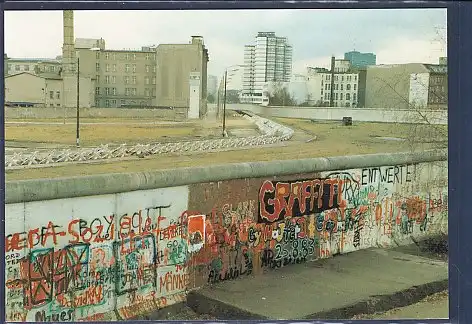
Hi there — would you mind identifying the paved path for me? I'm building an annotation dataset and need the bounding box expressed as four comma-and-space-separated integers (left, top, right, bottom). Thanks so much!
188, 247, 448, 320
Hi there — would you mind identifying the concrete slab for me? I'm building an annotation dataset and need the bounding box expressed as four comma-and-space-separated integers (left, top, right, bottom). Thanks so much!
187, 248, 448, 320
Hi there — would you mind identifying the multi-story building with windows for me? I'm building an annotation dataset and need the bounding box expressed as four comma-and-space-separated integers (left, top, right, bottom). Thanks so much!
306, 65, 360, 107
74, 38, 158, 108
241, 32, 292, 105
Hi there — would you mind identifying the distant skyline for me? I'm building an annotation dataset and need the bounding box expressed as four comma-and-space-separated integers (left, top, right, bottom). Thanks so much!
5, 9, 447, 77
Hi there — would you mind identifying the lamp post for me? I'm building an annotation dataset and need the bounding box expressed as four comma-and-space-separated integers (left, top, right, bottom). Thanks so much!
222, 69, 228, 137
220, 64, 243, 138
76, 52, 80, 147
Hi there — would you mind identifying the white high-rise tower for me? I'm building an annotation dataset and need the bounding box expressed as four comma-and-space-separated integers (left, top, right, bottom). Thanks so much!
241, 32, 292, 104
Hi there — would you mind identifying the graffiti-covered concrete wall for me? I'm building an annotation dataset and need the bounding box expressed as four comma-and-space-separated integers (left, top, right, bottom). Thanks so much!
5, 151, 448, 321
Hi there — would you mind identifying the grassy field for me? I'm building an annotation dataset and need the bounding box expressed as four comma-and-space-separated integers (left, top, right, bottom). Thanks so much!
5, 117, 255, 147
5, 118, 447, 181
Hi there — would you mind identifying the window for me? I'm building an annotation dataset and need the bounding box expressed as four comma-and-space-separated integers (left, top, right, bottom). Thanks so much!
132, 88, 137, 96
125, 88, 130, 96
95, 87, 100, 95
145, 88, 150, 97
152, 77, 156, 85
125, 53, 130, 60
56, 91, 60, 99
96, 63, 100, 72
105, 99, 110, 107
132, 54, 137, 60
132, 76, 137, 84
145, 54, 150, 60
50, 104, 54, 107
96, 75, 100, 83
105, 53, 109, 60
336, 84, 339, 90
145, 65, 150, 73
112, 76, 116, 84
145, 77, 150, 85
340, 93, 343, 100
95, 99, 100, 107
335, 93, 338, 100
50, 91, 54, 99
354, 84, 357, 90
132, 64, 136, 73
124, 76, 130, 84
112, 87, 117, 95
341, 76, 344, 81
341, 84, 343, 90
57, 103, 61, 107
153, 65, 156, 73
354, 76, 357, 81
353, 93, 357, 101
346, 93, 351, 100
152, 53, 156, 60
121, 99, 125, 106
112, 53, 116, 60
111, 99, 117, 107
112, 64, 117, 72
347, 84, 351, 90
105, 76, 110, 84
106, 64, 110, 72
96, 51, 100, 59
125, 64, 130, 72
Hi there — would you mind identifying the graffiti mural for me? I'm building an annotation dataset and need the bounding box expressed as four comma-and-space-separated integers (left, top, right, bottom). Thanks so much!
5, 161, 448, 322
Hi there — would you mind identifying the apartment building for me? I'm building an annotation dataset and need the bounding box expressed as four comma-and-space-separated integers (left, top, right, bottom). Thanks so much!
74, 38, 157, 108
241, 32, 292, 105
306, 66, 359, 107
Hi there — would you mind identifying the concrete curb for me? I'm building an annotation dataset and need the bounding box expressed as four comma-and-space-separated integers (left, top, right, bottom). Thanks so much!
186, 277, 448, 321
6, 149, 447, 204
303, 279, 448, 320
187, 290, 269, 320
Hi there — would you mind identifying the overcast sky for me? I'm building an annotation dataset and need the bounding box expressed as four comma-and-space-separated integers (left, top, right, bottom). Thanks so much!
5, 9, 447, 77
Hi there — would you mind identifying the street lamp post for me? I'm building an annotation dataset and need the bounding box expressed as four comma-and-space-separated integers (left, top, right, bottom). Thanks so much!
222, 69, 228, 137
76, 53, 80, 147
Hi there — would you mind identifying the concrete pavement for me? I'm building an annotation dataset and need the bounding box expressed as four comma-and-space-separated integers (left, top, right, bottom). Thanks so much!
187, 247, 448, 320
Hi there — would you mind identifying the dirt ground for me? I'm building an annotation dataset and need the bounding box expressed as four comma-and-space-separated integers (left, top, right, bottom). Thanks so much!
5, 116, 257, 147
5, 118, 447, 181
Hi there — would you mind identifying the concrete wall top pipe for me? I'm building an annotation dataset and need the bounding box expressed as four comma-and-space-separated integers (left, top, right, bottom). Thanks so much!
6, 149, 447, 204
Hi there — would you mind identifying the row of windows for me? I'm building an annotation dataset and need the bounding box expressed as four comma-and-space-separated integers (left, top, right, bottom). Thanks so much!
324, 92, 357, 101
324, 74, 358, 82
8, 64, 58, 73
100, 99, 152, 108
98, 75, 157, 85
95, 87, 155, 97
97, 52, 156, 61
96, 63, 156, 73
324, 83, 357, 91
